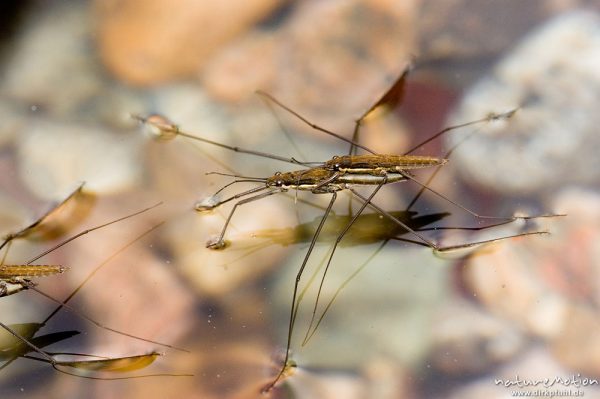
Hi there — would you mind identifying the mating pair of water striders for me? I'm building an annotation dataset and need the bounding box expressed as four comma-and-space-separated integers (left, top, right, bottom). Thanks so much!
0, 64, 563, 394
134, 65, 563, 393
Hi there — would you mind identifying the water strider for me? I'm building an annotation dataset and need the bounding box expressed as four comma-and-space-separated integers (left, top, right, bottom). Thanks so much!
135, 65, 563, 393
0, 185, 189, 380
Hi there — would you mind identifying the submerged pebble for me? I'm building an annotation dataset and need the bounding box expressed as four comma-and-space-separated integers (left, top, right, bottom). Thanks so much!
17, 120, 144, 199
464, 188, 600, 375
94, 0, 283, 85
448, 11, 600, 195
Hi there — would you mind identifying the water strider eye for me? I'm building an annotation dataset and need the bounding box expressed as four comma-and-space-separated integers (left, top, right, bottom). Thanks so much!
272, 172, 284, 186
330, 156, 342, 170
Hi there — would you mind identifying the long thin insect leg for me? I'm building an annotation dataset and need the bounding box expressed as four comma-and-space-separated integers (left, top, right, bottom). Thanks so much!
403, 109, 518, 156
50, 365, 189, 380
302, 179, 386, 345
133, 114, 308, 166
301, 209, 518, 343
257, 94, 309, 163
305, 239, 390, 344
348, 120, 364, 157
0, 357, 17, 371
312, 172, 341, 192
399, 171, 563, 221
25, 202, 162, 264
434, 231, 549, 253
0, 239, 11, 253
207, 189, 283, 249
348, 66, 412, 155
0, 320, 56, 364
208, 178, 268, 197
197, 185, 270, 212
0, 206, 171, 372
261, 192, 338, 394
40, 223, 163, 326
1, 223, 193, 378
19, 352, 192, 380
255, 92, 378, 155
350, 189, 550, 253
405, 124, 475, 211
33, 223, 189, 352
350, 189, 439, 249
26, 283, 188, 352
0, 241, 13, 270
419, 219, 518, 232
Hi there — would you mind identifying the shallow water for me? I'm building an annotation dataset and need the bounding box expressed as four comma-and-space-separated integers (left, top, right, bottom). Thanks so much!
0, 2, 598, 398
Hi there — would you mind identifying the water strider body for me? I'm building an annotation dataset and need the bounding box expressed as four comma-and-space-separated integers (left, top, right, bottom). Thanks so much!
270, 155, 445, 190
193, 154, 445, 250
135, 65, 563, 394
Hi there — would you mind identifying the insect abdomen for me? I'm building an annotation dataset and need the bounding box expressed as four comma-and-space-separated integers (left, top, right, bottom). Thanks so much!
0, 264, 66, 279
327, 155, 447, 171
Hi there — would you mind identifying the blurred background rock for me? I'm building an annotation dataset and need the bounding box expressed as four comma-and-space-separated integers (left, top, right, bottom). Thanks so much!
0, 1, 599, 398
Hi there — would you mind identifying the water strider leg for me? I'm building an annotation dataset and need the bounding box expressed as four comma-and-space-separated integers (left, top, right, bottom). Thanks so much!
394, 110, 541, 223
134, 114, 307, 167
404, 121, 479, 211
40, 223, 163, 325
1, 205, 188, 373
350, 189, 549, 253
0, 242, 12, 265
0, 320, 56, 364
256, 93, 309, 163
27, 281, 187, 353
261, 192, 338, 394
255, 91, 377, 155
207, 189, 283, 249
402, 109, 518, 156
24, 203, 162, 264
305, 239, 390, 344
398, 171, 564, 221
298, 209, 533, 347
348, 65, 412, 155
302, 179, 387, 345
1, 223, 192, 378
311, 172, 341, 192
196, 184, 270, 212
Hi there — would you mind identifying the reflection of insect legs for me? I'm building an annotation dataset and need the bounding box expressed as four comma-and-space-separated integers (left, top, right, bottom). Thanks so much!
136, 65, 562, 393
0, 187, 187, 379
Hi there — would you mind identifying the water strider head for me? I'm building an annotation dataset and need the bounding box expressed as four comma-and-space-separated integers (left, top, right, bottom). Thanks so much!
266, 168, 343, 192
